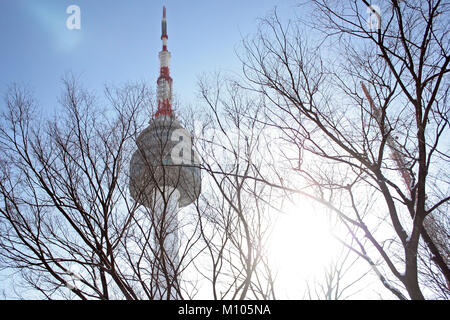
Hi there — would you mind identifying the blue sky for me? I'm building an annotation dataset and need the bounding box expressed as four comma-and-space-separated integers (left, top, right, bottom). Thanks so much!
0, 0, 299, 114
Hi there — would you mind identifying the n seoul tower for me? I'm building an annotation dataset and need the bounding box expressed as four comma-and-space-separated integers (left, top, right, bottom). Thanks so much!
129, 6, 201, 299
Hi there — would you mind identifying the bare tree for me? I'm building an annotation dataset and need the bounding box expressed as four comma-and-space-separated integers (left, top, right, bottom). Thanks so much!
1, 1, 448, 301
239, 0, 449, 300
0, 75, 280, 300
0, 78, 205, 299
186, 74, 277, 300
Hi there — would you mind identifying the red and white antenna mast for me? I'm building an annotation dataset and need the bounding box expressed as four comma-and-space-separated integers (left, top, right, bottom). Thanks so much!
155, 6, 173, 117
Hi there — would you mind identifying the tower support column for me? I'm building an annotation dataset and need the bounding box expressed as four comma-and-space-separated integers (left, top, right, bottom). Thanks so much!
152, 187, 181, 299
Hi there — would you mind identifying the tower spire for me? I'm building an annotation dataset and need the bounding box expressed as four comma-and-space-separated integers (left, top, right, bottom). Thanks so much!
161, 6, 168, 44
155, 6, 173, 117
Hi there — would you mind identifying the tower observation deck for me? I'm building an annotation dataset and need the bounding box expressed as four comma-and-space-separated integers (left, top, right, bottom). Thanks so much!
129, 6, 201, 209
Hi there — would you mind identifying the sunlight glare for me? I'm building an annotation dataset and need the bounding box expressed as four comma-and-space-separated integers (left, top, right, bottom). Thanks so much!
269, 197, 340, 295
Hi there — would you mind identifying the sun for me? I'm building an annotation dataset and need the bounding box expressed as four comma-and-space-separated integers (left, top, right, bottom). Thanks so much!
268, 197, 340, 296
